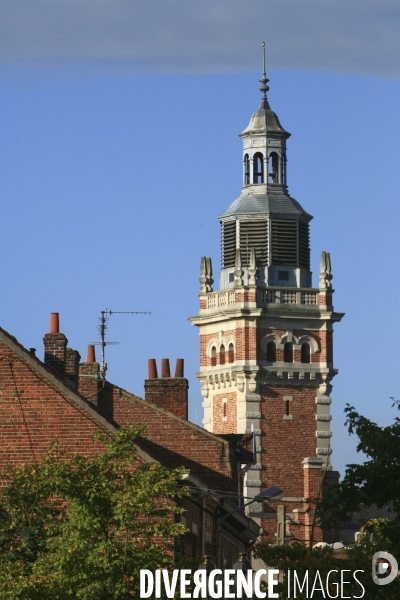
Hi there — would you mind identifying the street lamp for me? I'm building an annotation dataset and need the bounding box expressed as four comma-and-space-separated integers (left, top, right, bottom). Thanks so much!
254, 486, 285, 504
215, 485, 284, 568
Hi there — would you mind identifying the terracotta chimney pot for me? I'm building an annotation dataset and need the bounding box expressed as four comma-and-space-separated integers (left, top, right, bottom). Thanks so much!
175, 358, 184, 377
50, 312, 60, 334
148, 358, 158, 379
161, 358, 171, 378
87, 345, 96, 363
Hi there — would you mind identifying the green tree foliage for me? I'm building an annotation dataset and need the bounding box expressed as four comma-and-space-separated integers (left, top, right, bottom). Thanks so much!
253, 401, 400, 598
0, 427, 189, 599
254, 542, 343, 599
318, 403, 400, 552
254, 534, 400, 599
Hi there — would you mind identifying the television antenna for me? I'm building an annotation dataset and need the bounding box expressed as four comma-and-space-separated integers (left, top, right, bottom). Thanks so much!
92, 309, 151, 379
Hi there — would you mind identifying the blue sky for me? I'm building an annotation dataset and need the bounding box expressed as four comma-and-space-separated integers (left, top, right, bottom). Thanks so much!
0, 1, 399, 477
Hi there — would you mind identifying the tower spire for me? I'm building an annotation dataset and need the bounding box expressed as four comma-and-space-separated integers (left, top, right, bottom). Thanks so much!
259, 42, 269, 100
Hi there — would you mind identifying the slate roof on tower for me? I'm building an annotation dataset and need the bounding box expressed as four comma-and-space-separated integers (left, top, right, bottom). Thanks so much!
219, 188, 312, 219
240, 97, 290, 137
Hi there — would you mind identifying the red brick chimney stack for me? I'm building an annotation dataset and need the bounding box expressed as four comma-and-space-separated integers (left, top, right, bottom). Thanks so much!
43, 312, 68, 379
65, 348, 81, 388
145, 358, 189, 420
78, 345, 100, 404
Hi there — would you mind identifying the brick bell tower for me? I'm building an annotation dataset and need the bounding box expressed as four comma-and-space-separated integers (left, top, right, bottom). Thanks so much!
189, 54, 344, 545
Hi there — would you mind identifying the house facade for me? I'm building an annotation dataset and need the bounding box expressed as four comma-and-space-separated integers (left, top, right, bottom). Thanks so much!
0, 314, 259, 568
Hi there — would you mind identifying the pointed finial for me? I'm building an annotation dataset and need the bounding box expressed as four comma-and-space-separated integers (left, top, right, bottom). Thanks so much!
234, 249, 244, 287
248, 247, 258, 286
259, 42, 269, 99
319, 250, 333, 291
262, 41, 266, 75
205, 257, 214, 292
199, 256, 214, 293
199, 256, 207, 293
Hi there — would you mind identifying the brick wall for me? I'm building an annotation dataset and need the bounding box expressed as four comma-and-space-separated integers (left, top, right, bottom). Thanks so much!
95, 383, 237, 493
258, 384, 324, 545
199, 325, 258, 367
235, 291, 257, 303
260, 384, 317, 497
301, 463, 325, 544
43, 332, 67, 379
258, 328, 325, 364
212, 392, 237, 435
78, 362, 100, 404
200, 330, 236, 367
145, 378, 189, 420
319, 294, 332, 306
0, 325, 255, 563
236, 325, 257, 361
0, 333, 115, 470
317, 330, 333, 364
65, 348, 80, 387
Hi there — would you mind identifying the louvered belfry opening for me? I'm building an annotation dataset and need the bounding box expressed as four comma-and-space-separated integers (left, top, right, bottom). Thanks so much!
222, 217, 310, 271
299, 221, 310, 269
221, 221, 236, 268
271, 219, 298, 266
239, 220, 268, 266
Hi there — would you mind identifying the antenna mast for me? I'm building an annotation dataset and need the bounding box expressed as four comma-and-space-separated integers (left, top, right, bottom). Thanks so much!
97, 309, 151, 379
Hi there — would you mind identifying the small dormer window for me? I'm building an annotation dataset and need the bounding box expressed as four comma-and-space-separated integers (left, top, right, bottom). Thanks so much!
269, 152, 279, 184
244, 154, 250, 185
253, 152, 264, 184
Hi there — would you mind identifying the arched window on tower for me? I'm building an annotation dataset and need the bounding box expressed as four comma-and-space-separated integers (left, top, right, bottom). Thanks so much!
228, 343, 235, 363
253, 152, 264, 184
269, 152, 279, 184
284, 342, 293, 363
211, 346, 217, 367
301, 343, 310, 364
219, 344, 225, 365
266, 341, 276, 362
244, 154, 250, 185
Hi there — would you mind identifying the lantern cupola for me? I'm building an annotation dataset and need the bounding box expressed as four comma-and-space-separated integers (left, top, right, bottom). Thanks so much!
219, 45, 312, 289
